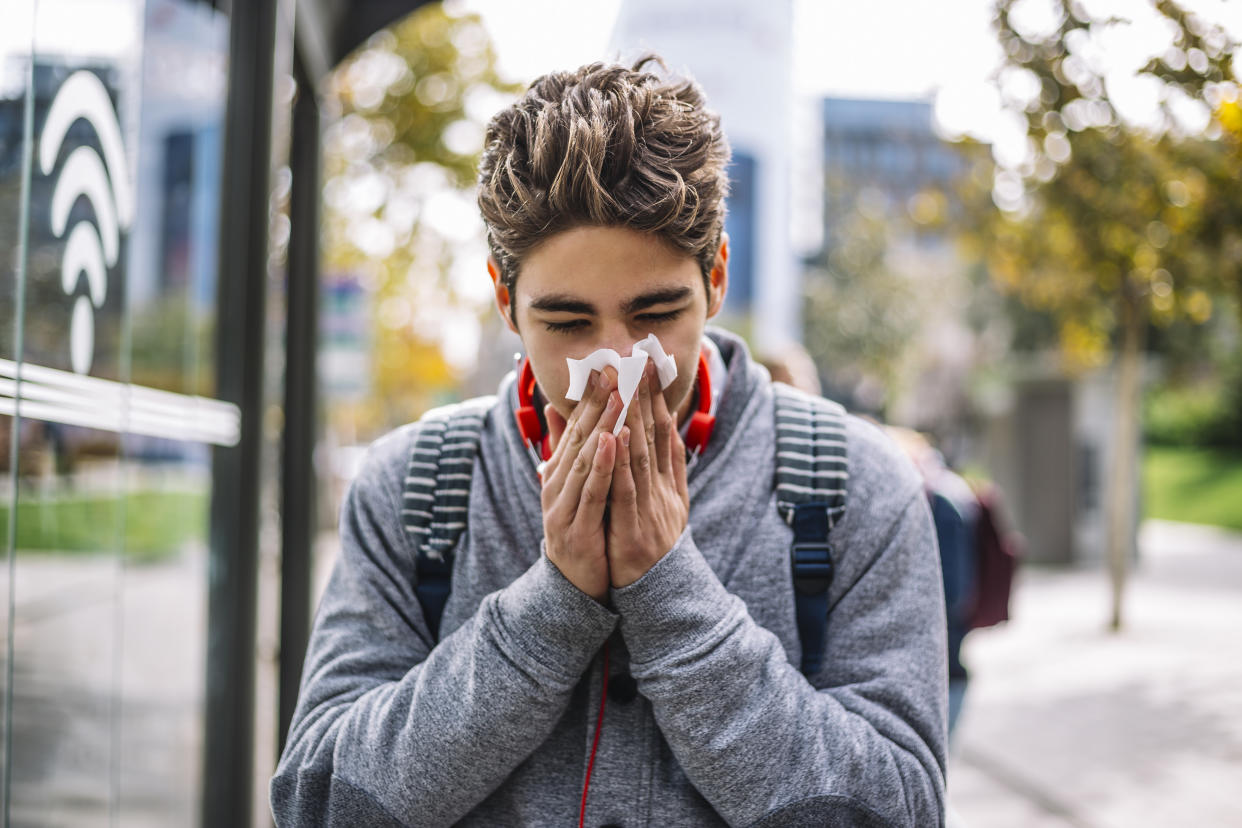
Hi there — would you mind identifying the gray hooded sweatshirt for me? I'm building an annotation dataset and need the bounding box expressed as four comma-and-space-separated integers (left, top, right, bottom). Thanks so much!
272, 328, 947, 827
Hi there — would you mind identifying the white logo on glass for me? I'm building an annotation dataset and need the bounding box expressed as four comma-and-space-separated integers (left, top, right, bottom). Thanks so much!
39, 70, 134, 375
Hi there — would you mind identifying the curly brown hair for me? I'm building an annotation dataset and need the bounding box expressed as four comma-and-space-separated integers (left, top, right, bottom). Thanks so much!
477, 55, 731, 320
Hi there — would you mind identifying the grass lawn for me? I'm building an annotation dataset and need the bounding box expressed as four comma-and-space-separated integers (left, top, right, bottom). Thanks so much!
1143, 445, 1242, 532
0, 490, 208, 562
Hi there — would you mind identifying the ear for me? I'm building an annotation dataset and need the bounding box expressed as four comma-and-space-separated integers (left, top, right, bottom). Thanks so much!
705, 233, 729, 319
489, 256, 519, 335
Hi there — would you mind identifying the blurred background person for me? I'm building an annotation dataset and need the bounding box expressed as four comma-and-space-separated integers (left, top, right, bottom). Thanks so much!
758, 342, 823, 395
888, 427, 980, 739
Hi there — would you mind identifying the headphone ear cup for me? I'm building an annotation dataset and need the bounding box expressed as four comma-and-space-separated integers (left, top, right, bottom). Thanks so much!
515, 405, 542, 443
514, 357, 547, 447
681, 349, 715, 456
685, 411, 715, 455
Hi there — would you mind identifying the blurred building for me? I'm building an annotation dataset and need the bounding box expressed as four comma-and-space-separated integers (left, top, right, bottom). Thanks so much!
609, 0, 803, 352
821, 97, 963, 244
978, 359, 1139, 567
814, 96, 971, 423
0, 1, 430, 825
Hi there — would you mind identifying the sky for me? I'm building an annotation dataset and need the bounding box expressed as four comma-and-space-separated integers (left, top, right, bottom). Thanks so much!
457, 0, 1242, 155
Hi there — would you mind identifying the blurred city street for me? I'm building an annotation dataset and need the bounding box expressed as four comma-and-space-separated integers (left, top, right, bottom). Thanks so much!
946, 520, 1242, 828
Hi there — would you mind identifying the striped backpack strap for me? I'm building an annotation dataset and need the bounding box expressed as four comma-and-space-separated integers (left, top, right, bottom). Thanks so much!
772, 382, 849, 677
401, 396, 494, 639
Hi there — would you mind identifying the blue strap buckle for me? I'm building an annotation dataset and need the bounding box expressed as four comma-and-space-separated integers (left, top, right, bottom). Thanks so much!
791, 541, 834, 595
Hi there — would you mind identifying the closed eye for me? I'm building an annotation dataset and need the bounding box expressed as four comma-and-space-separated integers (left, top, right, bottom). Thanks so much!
542, 308, 684, 335
543, 318, 589, 334
637, 309, 683, 324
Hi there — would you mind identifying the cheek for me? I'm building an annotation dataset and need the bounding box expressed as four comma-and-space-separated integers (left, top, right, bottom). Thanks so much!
661, 356, 699, 412
537, 365, 573, 416
522, 343, 571, 414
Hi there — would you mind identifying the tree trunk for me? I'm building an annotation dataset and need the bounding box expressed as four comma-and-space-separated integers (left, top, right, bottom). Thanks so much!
1106, 294, 1146, 632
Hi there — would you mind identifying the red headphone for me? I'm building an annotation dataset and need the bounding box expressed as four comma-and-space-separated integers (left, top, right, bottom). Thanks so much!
515, 349, 716, 462
515, 357, 552, 462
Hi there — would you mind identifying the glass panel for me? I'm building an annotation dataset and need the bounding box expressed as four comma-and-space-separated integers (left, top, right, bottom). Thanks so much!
1, 1, 35, 363
1, 1, 37, 817
117, 5, 228, 824
9, 1, 146, 821
6, 1, 231, 824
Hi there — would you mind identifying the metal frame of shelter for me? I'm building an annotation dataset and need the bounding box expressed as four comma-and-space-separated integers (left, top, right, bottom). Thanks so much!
204, 2, 430, 823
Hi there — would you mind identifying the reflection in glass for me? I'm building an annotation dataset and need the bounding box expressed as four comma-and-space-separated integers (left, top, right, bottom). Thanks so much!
2, 1, 230, 824
1, 0, 36, 819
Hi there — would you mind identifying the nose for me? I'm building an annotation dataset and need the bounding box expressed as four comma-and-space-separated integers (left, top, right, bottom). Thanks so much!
596, 320, 635, 357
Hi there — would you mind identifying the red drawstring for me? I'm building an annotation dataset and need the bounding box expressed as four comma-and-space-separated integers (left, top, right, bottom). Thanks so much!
579, 642, 610, 828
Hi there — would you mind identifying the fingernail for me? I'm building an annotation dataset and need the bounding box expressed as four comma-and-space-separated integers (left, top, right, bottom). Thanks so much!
621, 427, 630, 447
597, 372, 610, 391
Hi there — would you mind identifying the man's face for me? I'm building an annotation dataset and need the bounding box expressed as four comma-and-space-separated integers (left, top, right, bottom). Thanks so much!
494, 226, 727, 425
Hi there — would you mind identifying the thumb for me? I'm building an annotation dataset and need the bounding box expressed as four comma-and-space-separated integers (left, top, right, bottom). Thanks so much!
545, 403, 567, 455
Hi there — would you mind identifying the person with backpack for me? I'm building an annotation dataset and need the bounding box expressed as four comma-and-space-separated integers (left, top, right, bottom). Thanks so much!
886, 427, 980, 740
887, 427, 1022, 746
272, 57, 947, 827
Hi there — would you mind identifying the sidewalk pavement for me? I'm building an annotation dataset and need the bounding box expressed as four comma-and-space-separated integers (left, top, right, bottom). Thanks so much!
946, 520, 1242, 828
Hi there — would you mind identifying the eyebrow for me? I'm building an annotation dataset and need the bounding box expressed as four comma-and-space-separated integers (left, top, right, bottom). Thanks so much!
528, 286, 694, 316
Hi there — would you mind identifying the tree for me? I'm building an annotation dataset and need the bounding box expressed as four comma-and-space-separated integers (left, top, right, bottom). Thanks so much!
961, 0, 1239, 629
322, 4, 521, 435
803, 200, 924, 417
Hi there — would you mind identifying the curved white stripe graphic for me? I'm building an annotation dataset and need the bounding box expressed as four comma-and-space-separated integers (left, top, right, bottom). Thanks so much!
61, 221, 107, 306
38, 69, 134, 226
50, 145, 119, 265
41, 71, 133, 376
70, 296, 96, 375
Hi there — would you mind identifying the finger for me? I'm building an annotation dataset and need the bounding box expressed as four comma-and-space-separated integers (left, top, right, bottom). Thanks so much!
560, 372, 608, 455
542, 381, 591, 482
597, 385, 626, 436
576, 431, 615, 527
610, 425, 639, 517
558, 429, 601, 516
671, 425, 689, 507
545, 372, 615, 496
649, 369, 673, 476
547, 390, 620, 501
639, 363, 658, 467
625, 384, 653, 507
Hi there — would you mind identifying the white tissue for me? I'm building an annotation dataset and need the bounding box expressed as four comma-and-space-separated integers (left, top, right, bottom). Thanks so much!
564, 334, 679, 435
633, 333, 678, 389
565, 349, 622, 401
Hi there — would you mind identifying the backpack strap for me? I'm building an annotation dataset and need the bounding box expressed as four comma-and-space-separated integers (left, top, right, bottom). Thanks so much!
772, 382, 849, 677
401, 396, 494, 639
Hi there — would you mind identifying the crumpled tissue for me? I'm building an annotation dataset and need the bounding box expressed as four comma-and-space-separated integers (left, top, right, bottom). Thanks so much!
564, 333, 678, 435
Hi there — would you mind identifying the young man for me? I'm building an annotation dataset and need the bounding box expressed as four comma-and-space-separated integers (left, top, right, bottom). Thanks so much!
273, 58, 947, 826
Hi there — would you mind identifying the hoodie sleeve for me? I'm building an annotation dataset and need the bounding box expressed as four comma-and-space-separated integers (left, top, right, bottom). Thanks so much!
270, 425, 617, 827
610, 419, 947, 828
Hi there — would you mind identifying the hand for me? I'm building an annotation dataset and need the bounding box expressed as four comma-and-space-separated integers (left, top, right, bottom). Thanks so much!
540, 368, 624, 602
607, 362, 690, 588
